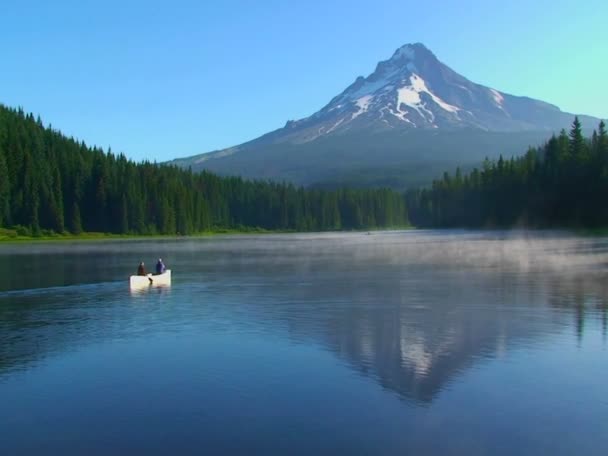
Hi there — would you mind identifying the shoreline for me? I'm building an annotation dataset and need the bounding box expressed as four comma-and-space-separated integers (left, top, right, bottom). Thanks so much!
0, 226, 413, 243
3, 225, 602, 244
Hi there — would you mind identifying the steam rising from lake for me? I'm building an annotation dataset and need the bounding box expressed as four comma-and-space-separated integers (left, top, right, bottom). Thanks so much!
3, 230, 608, 272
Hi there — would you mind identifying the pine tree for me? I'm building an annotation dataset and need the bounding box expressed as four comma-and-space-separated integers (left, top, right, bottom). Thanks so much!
598, 120, 608, 157
569, 116, 586, 157
50, 163, 65, 232
591, 130, 599, 154
120, 194, 129, 234
0, 144, 10, 226
70, 202, 83, 234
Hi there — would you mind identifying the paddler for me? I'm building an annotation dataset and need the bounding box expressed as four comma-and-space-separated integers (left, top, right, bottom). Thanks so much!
155, 258, 166, 275
137, 262, 146, 276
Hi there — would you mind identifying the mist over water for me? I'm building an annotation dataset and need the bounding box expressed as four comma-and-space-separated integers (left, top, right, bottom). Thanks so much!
1, 231, 607, 455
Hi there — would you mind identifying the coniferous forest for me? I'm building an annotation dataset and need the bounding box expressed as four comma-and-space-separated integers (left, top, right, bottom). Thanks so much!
406, 117, 608, 228
2, 103, 607, 236
0, 104, 408, 236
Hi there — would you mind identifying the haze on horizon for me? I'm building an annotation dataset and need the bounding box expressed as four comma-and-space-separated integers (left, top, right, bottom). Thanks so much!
1, 0, 606, 162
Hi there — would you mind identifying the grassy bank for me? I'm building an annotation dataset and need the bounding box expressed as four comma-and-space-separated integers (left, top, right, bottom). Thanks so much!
573, 227, 608, 237
0, 226, 276, 243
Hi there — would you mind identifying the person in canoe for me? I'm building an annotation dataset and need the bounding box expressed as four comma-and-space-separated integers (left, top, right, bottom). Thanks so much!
155, 258, 166, 275
137, 262, 147, 276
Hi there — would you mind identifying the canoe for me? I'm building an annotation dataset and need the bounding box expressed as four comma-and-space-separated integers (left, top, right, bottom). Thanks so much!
129, 270, 171, 289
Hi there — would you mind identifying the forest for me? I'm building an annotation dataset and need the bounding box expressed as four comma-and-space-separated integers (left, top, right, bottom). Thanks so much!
0, 104, 408, 236
3, 103, 606, 235
406, 117, 608, 228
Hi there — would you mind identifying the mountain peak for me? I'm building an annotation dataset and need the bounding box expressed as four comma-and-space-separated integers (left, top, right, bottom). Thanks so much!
390, 42, 434, 62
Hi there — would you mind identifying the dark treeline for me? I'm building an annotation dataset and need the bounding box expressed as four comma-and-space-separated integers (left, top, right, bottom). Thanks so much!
0, 104, 408, 235
406, 117, 608, 228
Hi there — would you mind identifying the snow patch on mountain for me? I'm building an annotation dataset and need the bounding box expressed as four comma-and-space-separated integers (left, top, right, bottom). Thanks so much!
389, 103, 416, 125
352, 95, 374, 120
490, 88, 504, 106
397, 83, 433, 121
490, 88, 509, 115
409, 75, 460, 114
394, 74, 460, 123
326, 118, 345, 134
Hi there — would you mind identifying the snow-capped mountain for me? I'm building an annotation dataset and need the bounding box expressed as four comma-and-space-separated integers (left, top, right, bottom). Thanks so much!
173, 43, 602, 188
275, 42, 595, 140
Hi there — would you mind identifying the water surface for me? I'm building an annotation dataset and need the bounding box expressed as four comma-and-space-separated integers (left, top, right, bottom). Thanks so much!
1, 231, 607, 455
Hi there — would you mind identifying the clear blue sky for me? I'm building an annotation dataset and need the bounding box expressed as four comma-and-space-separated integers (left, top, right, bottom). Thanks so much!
1, 0, 606, 161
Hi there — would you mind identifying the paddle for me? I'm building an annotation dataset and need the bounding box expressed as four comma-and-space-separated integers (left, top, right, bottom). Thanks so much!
148, 274, 153, 285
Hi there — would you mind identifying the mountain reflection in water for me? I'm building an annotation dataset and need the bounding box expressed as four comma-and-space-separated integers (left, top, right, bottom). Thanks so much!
1, 231, 606, 407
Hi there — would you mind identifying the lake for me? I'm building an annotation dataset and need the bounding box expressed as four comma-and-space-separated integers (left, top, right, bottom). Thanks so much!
1, 231, 607, 455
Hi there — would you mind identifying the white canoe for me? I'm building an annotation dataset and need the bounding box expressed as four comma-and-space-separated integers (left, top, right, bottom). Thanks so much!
129, 270, 171, 289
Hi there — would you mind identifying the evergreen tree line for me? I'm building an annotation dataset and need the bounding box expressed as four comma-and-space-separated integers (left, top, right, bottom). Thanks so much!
406, 117, 608, 228
0, 104, 408, 235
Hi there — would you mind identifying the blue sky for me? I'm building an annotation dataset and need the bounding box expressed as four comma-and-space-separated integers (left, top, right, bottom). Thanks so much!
1, 0, 606, 161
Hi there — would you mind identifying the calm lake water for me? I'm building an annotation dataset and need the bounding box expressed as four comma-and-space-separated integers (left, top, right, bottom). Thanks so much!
1, 231, 607, 455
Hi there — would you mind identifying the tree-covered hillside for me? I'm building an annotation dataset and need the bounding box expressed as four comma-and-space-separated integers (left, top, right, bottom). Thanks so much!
0, 105, 408, 235
406, 118, 608, 228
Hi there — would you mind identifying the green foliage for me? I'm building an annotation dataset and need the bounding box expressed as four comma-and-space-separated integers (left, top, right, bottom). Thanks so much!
0, 104, 408, 234
407, 118, 608, 228
0, 141, 10, 226
15, 225, 32, 237
70, 202, 83, 235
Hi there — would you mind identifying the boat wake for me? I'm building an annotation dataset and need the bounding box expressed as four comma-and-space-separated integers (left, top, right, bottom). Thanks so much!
0, 281, 124, 298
